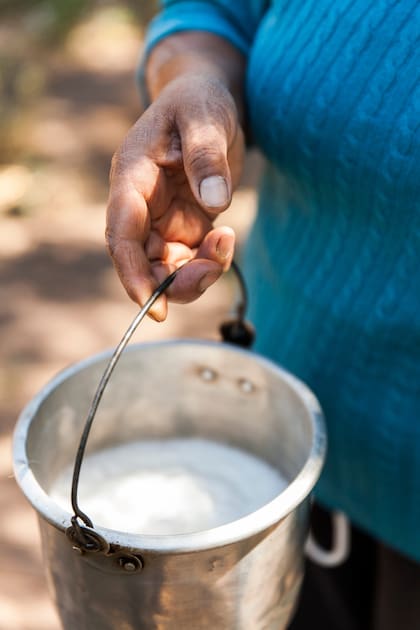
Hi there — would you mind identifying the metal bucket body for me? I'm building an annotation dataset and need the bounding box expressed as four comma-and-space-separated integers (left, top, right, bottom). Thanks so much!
14, 340, 326, 630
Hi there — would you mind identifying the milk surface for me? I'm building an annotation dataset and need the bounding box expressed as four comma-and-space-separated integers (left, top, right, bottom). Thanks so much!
50, 438, 288, 535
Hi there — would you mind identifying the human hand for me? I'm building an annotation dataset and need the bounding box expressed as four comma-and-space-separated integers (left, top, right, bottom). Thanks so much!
106, 74, 244, 321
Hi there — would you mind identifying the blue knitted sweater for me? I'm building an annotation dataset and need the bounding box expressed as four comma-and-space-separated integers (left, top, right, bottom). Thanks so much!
144, 1, 420, 561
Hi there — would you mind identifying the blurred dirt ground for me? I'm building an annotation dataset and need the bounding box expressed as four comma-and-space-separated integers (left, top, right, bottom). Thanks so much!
0, 4, 260, 629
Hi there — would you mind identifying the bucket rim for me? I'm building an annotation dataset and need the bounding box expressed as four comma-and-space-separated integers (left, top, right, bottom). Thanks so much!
13, 339, 326, 554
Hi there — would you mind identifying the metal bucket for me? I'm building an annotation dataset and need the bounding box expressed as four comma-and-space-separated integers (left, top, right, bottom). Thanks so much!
13, 337, 326, 630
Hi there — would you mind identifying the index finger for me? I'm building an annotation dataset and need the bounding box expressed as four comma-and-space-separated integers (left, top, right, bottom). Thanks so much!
106, 187, 168, 321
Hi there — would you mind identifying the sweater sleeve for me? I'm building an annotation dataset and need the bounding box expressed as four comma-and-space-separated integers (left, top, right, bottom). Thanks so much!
137, 1, 268, 107
143, 0, 269, 58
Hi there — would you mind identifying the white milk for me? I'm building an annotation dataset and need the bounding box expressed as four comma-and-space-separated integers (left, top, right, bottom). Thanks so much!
50, 438, 288, 535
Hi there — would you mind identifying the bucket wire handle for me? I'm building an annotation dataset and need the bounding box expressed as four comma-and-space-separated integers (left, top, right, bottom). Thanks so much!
68, 260, 252, 549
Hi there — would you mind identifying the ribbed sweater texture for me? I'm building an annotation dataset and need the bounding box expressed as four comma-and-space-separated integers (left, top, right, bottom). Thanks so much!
145, 0, 420, 561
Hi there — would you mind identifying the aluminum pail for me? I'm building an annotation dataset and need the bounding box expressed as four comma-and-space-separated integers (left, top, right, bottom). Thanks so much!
13, 340, 326, 629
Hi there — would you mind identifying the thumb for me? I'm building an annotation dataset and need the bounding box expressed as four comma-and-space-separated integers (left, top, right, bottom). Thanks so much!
179, 119, 232, 214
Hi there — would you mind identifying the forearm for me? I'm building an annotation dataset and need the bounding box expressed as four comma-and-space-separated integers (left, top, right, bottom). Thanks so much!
145, 32, 247, 124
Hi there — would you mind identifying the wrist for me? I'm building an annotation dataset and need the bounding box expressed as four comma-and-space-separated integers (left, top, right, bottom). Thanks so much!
145, 32, 246, 123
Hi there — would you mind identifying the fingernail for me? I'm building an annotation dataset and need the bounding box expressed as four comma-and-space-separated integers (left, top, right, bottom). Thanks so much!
146, 296, 166, 322
147, 309, 163, 323
216, 234, 233, 261
199, 176, 229, 207
199, 271, 221, 293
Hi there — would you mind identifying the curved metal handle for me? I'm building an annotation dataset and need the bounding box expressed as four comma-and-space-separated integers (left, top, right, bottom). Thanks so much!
68, 261, 251, 550
70, 268, 179, 531
305, 511, 351, 568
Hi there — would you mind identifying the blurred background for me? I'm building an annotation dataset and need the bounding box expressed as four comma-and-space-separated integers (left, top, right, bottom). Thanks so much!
0, 1, 259, 628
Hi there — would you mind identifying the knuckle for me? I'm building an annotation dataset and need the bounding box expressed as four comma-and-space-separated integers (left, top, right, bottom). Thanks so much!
212, 100, 236, 140
105, 227, 120, 258
185, 145, 225, 177
109, 150, 129, 184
